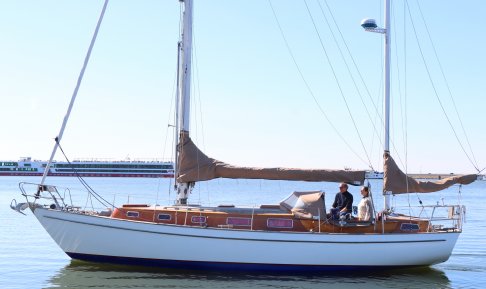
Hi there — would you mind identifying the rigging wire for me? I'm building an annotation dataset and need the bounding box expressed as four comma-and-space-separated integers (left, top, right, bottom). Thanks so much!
170, 2, 186, 203
192, 32, 206, 153
34, 0, 111, 208
414, 0, 480, 171
194, 39, 212, 206
323, 0, 383, 163
319, 0, 409, 172
405, 2, 480, 173
55, 139, 114, 209
164, 52, 179, 204
191, 16, 204, 205
401, 0, 415, 215
314, 0, 376, 171
318, 0, 384, 168
40, 0, 110, 187
158, 31, 180, 210
391, 3, 408, 163
389, 0, 415, 210
191, 21, 206, 205
303, 0, 374, 170
267, 0, 369, 167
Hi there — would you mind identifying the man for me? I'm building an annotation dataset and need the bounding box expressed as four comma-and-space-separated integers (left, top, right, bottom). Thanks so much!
331, 183, 353, 220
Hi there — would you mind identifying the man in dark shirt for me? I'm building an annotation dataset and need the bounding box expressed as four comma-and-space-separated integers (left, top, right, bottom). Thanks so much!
331, 183, 353, 219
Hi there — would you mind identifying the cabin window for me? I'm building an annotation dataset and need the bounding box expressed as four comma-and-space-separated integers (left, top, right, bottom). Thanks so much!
126, 211, 139, 218
400, 223, 420, 231
267, 218, 293, 229
158, 214, 171, 221
227, 217, 251, 226
191, 216, 206, 224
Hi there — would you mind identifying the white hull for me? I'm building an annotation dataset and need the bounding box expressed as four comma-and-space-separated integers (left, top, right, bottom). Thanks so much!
34, 208, 459, 270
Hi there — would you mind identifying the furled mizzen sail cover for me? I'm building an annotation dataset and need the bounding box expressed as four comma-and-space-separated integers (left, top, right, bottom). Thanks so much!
383, 152, 476, 194
177, 132, 366, 184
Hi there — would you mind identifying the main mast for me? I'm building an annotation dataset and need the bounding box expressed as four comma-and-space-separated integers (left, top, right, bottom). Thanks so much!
175, 0, 194, 205
361, 0, 392, 211
180, 0, 193, 133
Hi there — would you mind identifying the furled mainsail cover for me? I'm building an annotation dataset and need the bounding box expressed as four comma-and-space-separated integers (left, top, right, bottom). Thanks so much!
383, 152, 476, 194
177, 132, 366, 184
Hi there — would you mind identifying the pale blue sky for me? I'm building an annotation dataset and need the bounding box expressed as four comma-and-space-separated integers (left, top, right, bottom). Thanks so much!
1, 0, 485, 174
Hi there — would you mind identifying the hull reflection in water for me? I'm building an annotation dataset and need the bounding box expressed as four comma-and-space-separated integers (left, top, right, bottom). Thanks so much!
46, 260, 451, 289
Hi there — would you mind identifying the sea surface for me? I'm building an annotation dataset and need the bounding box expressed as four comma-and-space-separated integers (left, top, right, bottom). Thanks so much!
1, 176, 485, 289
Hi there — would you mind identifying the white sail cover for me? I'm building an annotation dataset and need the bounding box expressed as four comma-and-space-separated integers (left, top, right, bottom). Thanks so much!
177, 132, 366, 184
383, 152, 476, 194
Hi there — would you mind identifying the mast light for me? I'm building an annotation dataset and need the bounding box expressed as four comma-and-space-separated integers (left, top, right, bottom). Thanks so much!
361, 18, 386, 34
361, 18, 377, 29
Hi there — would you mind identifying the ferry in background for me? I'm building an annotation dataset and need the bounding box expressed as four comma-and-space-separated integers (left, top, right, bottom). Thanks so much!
2, 157, 381, 180
345, 167, 383, 180
0, 157, 174, 178
365, 170, 384, 179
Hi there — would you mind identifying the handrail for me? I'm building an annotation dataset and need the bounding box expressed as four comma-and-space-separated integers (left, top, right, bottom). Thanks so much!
19, 182, 74, 211
390, 204, 464, 232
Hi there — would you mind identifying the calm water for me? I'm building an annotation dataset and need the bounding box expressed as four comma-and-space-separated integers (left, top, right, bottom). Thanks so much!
1, 176, 485, 289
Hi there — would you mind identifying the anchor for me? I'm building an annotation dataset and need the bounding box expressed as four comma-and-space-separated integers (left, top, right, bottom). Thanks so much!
10, 199, 29, 215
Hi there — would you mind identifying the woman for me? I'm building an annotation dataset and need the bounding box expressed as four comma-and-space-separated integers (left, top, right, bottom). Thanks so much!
357, 186, 373, 221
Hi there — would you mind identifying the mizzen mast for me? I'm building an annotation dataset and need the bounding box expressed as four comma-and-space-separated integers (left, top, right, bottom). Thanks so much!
361, 0, 392, 211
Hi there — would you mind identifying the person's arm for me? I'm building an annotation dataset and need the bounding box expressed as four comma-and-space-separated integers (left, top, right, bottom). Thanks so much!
364, 199, 372, 221
338, 194, 347, 212
342, 193, 353, 212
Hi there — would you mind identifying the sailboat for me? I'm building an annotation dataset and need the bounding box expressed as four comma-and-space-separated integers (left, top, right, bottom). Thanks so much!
12, 0, 478, 271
